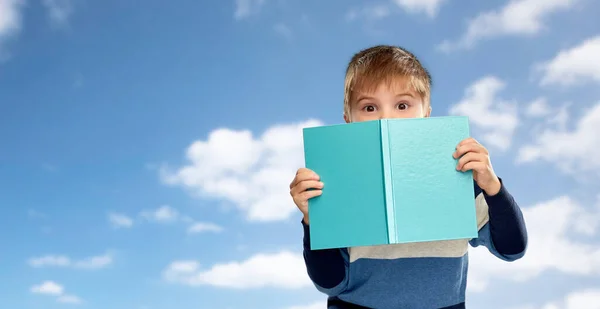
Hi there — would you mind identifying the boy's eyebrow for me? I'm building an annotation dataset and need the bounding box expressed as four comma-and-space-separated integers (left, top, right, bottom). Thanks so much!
354, 94, 375, 102
354, 91, 416, 103
395, 92, 415, 98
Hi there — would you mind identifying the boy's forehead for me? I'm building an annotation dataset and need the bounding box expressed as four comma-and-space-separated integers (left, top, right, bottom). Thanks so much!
353, 75, 416, 96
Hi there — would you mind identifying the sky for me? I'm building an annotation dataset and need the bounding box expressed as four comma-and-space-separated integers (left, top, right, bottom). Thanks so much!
1, 0, 600, 308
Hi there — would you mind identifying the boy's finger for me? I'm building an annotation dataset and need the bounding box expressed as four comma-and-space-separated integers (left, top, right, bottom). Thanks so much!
457, 137, 478, 147
454, 143, 487, 158
296, 167, 311, 175
289, 180, 305, 195
297, 168, 319, 177
289, 176, 299, 189
295, 170, 320, 183
290, 169, 320, 189
293, 180, 324, 195
301, 189, 322, 201
290, 171, 312, 189
299, 169, 319, 178
456, 152, 482, 170
460, 161, 486, 173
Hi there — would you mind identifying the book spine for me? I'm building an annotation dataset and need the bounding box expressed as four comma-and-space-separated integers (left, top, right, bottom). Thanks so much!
380, 120, 396, 244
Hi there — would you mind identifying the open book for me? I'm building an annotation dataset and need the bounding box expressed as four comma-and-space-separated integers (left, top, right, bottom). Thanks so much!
302, 116, 478, 250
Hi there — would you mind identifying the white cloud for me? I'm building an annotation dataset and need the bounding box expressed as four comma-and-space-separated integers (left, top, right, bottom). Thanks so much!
42, 163, 59, 172
28, 209, 47, 218
31, 281, 64, 295
285, 301, 327, 309
467, 195, 600, 292
31, 281, 83, 304
163, 251, 311, 289
187, 222, 223, 234
0, 0, 22, 36
41, 0, 73, 27
525, 98, 551, 118
28, 253, 113, 270
553, 289, 600, 309
346, 0, 445, 22
166, 260, 199, 272
28, 255, 70, 267
518, 288, 600, 309
438, 0, 579, 51
57, 295, 83, 304
448, 76, 519, 151
273, 23, 292, 40
0, 0, 24, 53
118, 206, 222, 234
108, 212, 133, 228
517, 102, 600, 176
140, 205, 180, 223
549, 103, 570, 128
392, 0, 447, 17
536, 35, 600, 87
345, 4, 391, 21
234, 0, 266, 20
73, 254, 113, 269
160, 119, 323, 222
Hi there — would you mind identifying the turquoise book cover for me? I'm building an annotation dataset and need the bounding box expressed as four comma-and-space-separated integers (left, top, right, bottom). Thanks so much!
302, 116, 478, 250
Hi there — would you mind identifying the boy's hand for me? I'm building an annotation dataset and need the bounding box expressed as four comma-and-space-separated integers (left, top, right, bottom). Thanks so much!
453, 137, 501, 196
289, 168, 323, 225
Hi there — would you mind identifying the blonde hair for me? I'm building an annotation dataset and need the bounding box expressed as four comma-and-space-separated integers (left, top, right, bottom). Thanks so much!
343, 45, 432, 117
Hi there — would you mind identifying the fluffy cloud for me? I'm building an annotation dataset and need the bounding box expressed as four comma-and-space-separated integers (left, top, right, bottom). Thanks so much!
0, 0, 24, 50
517, 102, 600, 176
285, 301, 327, 309
273, 23, 292, 40
391, 0, 447, 17
536, 35, 600, 87
345, 4, 391, 21
31, 281, 64, 295
163, 251, 310, 289
438, 0, 579, 51
517, 288, 600, 309
113, 205, 223, 234
140, 205, 181, 223
28, 255, 70, 267
108, 212, 133, 228
28, 253, 113, 270
234, 0, 266, 20
27, 209, 47, 218
346, 0, 446, 21
73, 254, 113, 269
57, 295, 83, 304
31, 281, 82, 304
550, 289, 600, 309
467, 195, 600, 292
524, 98, 551, 118
187, 222, 223, 234
41, 0, 74, 27
448, 76, 519, 151
160, 119, 323, 222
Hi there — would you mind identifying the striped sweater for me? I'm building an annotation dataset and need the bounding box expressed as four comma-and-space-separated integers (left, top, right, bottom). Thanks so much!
302, 179, 528, 309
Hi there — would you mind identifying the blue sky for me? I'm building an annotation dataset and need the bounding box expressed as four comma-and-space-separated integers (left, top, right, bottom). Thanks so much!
1, 0, 600, 308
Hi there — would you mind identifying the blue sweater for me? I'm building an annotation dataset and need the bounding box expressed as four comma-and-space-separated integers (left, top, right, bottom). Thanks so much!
302, 179, 528, 309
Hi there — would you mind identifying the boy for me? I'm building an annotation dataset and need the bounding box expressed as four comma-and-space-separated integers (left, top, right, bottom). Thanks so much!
289, 45, 528, 309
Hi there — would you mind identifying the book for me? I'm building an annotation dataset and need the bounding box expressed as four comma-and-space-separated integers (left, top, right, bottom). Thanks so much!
302, 116, 478, 250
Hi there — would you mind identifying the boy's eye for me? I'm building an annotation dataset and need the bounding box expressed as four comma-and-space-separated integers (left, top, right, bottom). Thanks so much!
364, 105, 376, 112
397, 103, 409, 110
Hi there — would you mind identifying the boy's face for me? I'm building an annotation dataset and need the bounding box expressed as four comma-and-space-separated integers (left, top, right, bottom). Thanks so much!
344, 78, 431, 123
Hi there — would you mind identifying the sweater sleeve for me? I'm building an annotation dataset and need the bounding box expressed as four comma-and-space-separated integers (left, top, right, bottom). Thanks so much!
301, 220, 350, 296
469, 178, 528, 261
